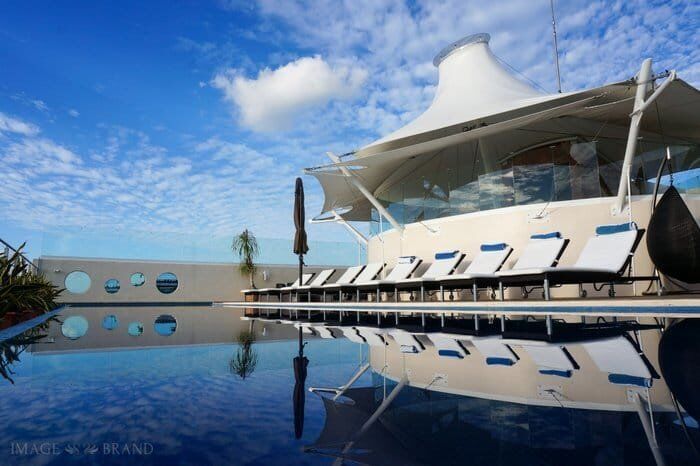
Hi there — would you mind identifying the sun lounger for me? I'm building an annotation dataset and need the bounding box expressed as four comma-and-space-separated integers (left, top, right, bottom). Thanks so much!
354, 255, 422, 301
244, 273, 314, 301
392, 251, 465, 301
497, 223, 652, 299
581, 335, 656, 387
298, 265, 365, 302
289, 268, 336, 301
431, 243, 513, 300
322, 263, 385, 302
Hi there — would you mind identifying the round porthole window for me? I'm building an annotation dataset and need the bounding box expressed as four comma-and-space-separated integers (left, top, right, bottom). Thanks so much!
61, 316, 89, 340
154, 314, 177, 336
130, 272, 145, 287
127, 322, 144, 336
104, 278, 120, 294
102, 314, 119, 330
65, 271, 91, 294
156, 272, 178, 294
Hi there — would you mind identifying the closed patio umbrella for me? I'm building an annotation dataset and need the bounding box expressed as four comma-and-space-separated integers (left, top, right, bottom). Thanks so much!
293, 177, 309, 285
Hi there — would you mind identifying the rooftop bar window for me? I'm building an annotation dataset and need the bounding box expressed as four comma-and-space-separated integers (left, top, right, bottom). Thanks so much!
369, 135, 699, 235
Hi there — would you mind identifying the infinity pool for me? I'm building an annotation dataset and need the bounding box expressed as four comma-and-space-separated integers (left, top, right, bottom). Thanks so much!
0, 306, 698, 465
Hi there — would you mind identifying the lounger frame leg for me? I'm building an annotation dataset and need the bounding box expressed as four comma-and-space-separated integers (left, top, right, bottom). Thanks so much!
499, 282, 505, 301
472, 283, 478, 302
474, 314, 480, 332
543, 277, 551, 301
546, 315, 553, 337
420, 285, 425, 302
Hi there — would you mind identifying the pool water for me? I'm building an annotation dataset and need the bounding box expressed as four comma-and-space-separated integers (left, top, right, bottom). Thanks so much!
0, 307, 698, 465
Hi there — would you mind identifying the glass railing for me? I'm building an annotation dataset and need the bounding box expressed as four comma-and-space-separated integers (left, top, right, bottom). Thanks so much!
41, 229, 365, 266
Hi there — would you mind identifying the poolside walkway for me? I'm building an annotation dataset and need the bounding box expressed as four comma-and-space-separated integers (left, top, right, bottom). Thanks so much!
215, 296, 700, 318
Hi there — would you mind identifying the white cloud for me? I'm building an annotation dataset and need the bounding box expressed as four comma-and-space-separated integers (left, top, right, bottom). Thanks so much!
0, 112, 40, 136
68, 109, 80, 117
212, 55, 367, 132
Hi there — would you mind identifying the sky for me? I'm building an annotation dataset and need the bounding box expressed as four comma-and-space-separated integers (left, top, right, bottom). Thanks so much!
1, 0, 698, 261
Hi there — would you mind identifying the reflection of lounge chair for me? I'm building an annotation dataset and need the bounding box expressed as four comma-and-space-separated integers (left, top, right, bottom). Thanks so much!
426, 333, 470, 359
353, 327, 388, 347
581, 336, 656, 387
389, 329, 425, 354
322, 263, 385, 302
512, 341, 578, 377
354, 256, 422, 302
294, 322, 338, 339
497, 223, 652, 300
464, 335, 519, 366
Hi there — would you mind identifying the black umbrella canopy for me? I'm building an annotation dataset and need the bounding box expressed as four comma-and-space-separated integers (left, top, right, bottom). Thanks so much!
293, 352, 309, 439
293, 177, 309, 256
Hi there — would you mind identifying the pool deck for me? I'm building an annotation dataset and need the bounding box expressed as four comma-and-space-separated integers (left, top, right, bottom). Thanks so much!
216, 296, 700, 318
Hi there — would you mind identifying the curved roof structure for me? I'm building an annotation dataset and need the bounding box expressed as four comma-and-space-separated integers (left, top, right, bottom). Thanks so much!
306, 33, 700, 222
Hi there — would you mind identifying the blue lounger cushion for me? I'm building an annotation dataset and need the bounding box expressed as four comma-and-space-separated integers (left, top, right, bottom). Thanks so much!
435, 250, 458, 260
438, 349, 464, 359
397, 255, 418, 264
530, 231, 561, 240
608, 373, 652, 387
486, 357, 515, 366
481, 243, 508, 252
596, 222, 638, 235
539, 369, 572, 378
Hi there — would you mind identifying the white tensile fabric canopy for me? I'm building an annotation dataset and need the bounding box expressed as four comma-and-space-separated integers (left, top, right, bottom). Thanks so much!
306, 34, 700, 222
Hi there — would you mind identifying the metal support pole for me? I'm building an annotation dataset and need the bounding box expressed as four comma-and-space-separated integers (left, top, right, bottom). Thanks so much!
326, 152, 404, 233
633, 393, 666, 466
543, 277, 551, 301
613, 59, 653, 215
546, 315, 553, 337
357, 375, 409, 437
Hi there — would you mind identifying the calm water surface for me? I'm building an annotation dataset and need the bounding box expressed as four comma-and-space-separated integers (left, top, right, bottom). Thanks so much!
0, 306, 698, 465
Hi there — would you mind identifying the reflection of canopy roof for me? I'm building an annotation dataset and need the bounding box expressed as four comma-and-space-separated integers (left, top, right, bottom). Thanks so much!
305, 33, 700, 222
306, 387, 421, 465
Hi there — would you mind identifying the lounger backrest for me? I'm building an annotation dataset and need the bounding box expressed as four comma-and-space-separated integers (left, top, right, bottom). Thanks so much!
581, 337, 652, 386
464, 243, 512, 275
289, 273, 314, 287
384, 256, 421, 281
308, 269, 336, 287
574, 223, 640, 273
513, 233, 568, 270
334, 265, 365, 285
519, 343, 575, 377
421, 251, 463, 278
354, 262, 384, 284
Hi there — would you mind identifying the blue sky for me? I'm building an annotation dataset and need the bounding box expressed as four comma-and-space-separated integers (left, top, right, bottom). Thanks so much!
1, 0, 698, 260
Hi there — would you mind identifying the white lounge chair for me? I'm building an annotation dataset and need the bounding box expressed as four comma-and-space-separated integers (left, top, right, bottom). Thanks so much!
497, 223, 649, 300
354, 255, 423, 302
393, 251, 465, 301
322, 263, 385, 302
581, 336, 654, 387
292, 268, 336, 301
432, 243, 513, 300
244, 273, 314, 301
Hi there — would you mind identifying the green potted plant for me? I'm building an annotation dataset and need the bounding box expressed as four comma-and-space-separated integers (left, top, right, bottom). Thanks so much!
232, 229, 259, 301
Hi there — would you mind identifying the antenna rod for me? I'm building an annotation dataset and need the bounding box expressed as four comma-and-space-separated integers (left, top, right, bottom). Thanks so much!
550, 0, 562, 93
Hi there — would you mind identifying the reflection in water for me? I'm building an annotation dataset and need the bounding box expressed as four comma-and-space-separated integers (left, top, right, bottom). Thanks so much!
102, 314, 119, 330
0, 320, 52, 384
229, 330, 258, 379
154, 314, 177, 336
61, 315, 88, 339
127, 321, 144, 336
1, 306, 699, 465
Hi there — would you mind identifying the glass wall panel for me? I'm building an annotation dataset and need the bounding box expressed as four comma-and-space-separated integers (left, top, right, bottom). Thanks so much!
368, 130, 699, 236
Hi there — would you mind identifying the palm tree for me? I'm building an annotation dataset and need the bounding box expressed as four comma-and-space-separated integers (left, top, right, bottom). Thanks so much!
232, 229, 259, 289
230, 330, 258, 380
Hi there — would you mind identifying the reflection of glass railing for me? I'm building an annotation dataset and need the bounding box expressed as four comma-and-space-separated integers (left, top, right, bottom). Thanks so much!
41, 229, 365, 266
